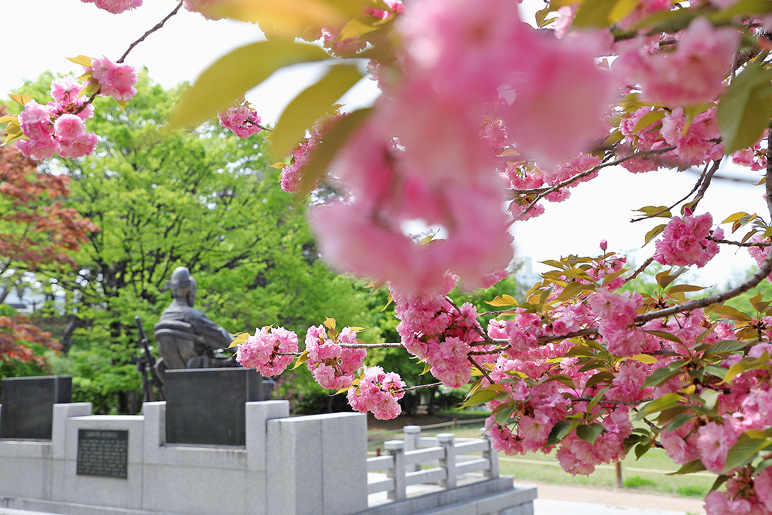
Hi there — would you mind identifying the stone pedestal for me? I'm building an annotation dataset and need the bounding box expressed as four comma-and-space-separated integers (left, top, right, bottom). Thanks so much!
0, 376, 72, 439
164, 368, 274, 446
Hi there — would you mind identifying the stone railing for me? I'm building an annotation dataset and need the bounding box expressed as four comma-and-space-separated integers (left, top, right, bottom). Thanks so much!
367, 426, 498, 500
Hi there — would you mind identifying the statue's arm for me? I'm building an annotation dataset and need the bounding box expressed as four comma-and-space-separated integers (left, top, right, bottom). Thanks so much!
192, 312, 233, 348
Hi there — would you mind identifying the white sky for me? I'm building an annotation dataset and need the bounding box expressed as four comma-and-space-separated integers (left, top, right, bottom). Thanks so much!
2, 0, 767, 288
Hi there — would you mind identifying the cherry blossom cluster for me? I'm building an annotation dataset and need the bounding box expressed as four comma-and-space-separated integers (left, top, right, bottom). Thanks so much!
235, 326, 298, 377
304, 325, 366, 390
280, 111, 346, 193
347, 366, 406, 420
80, 0, 141, 14
389, 274, 494, 388
10, 55, 137, 161
653, 212, 723, 268
80, 0, 221, 17
16, 78, 97, 160
218, 101, 262, 139
89, 56, 138, 102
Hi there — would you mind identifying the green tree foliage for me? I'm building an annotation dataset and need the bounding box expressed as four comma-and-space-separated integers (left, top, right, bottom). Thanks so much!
18, 71, 378, 413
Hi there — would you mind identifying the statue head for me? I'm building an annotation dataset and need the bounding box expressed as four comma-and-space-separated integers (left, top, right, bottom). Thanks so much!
168, 266, 197, 307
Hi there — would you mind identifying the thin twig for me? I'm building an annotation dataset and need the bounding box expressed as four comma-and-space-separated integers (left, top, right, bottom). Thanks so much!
339, 342, 405, 349
625, 256, 655, 284
399, 382, 442, 393
117, 1, 184, 64
708, 237, 772, 247
689, 159, 721, 211
630, 161, 716, 223
635, 129, 772, 325
515, 146, 677, 217
446, 296, 495, 344
467, 355, 494, 383
573, 396, 653, 406
538, 327, 599, 345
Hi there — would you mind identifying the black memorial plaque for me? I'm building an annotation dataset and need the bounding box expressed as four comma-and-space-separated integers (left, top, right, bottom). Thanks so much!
165, 368, 274, 446
76, 429, 129, 479
0, 376, 72, 439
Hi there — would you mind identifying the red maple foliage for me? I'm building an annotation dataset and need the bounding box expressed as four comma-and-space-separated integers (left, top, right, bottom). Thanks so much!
1, 107, 98, 364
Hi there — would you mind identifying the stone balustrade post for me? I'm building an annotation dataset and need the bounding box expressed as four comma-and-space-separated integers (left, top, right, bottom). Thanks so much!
437, 433, 456, 489
384, 440, 406, 501
403, 425, 421, 472
483, 433, 499, 479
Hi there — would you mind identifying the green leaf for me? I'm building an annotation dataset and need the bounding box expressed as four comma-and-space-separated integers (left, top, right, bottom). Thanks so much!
546, 419, 577, 446
710, 475, 731, 493
585, 371, 614, 389
205, 0, 351, 39
711, 304, 752, 322
587, 386, 609, 412
67, 55, 93, 67
635, 441, 651, 459
723, 211, 751, 224
292, 350, 310, 369
557, 281, 595, 302
644, 223, 666, 247
576, 423, 604, 445
700, 389, 719, 411
270, 64, 362, 159
485, 294, 519, 307
667, 459, 706, 475
721, 352, 772, 384
632, 5, 696, 33
704, 340, 749, 354
459, 387, 504, 408
666, 284, 705, 294
666, 413, 694, 432
717, 61, 772, 154
573, 0, 633, 27
643, 330, 683, 345
494, 404, 515, 426
632, 109, 666, 133
171, 40, 331, 129
723, 433, 772, 473
636, 393, 682, 418
710, 0, 772, 23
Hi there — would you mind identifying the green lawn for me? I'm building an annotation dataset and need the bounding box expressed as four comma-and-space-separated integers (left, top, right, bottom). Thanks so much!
367, 423, 715, 498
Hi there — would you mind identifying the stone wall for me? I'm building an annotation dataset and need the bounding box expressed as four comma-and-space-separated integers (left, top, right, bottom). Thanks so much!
0, 401, 367, 515
0, 401, 534, 515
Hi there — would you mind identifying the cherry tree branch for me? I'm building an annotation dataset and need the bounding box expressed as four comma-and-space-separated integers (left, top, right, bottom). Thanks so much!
573, 396, 653, 406
625, 256, 655, 284
708, 237, 772, 247
634, 131, 772, 324
516, 146, 677, 217
689, 159, 721, 211
399, 382, 442, 393
467, 355, 494, 383
630, 160, 719, 223
117, 1, 185, 64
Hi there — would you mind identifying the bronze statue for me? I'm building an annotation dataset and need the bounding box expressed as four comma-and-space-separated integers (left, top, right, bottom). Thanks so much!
154, 267, 235, 378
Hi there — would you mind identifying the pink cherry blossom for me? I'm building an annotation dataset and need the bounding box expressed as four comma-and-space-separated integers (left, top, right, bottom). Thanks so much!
54, 115, 98, 158
654, 212, 723, 268
218, 103, 262, 139
236, 326, 299, 377
347, 366, 405, 420
616, 17, 739, 106
305, 325, 366, 390
90, 56, 138, 101
81, 0, 142, 14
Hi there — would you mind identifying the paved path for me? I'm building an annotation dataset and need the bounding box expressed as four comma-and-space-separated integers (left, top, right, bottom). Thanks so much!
0, 482, 708, 515
522, 482, 706, 515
